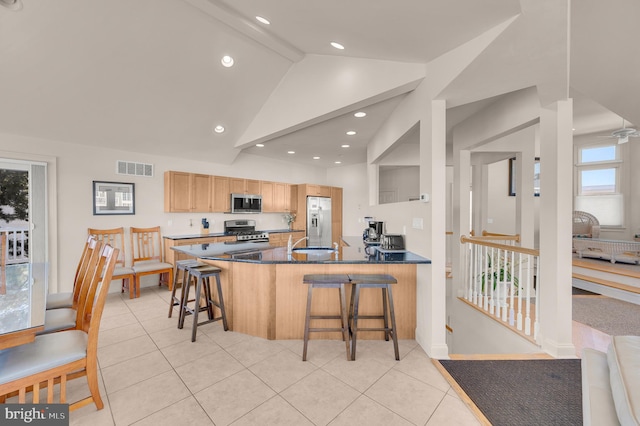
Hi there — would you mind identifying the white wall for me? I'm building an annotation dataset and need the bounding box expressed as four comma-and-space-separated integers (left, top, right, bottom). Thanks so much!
326, 163, 369, 238
379, 166, 420, 204
486, 160, 517, 234
482, 135, 640, 243
0, 132, 331, 292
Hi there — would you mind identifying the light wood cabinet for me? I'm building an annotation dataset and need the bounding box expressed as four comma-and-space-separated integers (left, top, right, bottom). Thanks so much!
164, 171, 331, 225
261, 181, 275, 212
262, 181, 291, 213
304, 184, 331, 197
191, 173, 212, 212
164, 171, 211, 212
164, 171, 190, 212
269, 231, 305, 247
212, 175, 230, 212
230, 178, 261, 195
331, 186, 343, 245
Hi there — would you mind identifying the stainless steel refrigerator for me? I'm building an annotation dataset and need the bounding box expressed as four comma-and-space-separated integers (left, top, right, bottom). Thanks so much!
307, 196, 332, 247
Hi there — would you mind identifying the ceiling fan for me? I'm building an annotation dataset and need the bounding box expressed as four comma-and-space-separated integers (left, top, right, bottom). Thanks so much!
599, 119, 640, 144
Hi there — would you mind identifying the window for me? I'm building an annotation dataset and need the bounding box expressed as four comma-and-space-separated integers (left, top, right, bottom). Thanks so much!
575, 143, 623, 227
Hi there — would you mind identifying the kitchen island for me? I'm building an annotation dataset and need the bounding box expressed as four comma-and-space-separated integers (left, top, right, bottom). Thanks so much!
171, 237, 430, 341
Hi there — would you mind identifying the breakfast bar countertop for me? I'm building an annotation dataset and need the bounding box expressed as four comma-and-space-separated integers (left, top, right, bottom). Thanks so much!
170, 236, 430, 264
164, 228, 305, 240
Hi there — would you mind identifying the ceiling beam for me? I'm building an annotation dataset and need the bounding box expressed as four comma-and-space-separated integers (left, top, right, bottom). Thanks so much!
182, 0, 305, 62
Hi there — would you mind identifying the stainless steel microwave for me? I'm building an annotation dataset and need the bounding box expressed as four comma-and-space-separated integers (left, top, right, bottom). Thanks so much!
230, 193, 262, 213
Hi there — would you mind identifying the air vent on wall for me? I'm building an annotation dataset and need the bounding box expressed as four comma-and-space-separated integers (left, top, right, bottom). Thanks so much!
116, 160, 154, 177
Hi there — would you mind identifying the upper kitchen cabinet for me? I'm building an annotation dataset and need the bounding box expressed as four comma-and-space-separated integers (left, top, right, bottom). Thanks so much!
262, 181, 291, 213
164, 171, 211, 212
212, 175, 230, 212
303, 184, 332, 197
230, 178, 261, 195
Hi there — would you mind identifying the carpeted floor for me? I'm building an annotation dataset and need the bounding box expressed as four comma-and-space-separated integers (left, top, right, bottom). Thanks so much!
439, 359, 582, 426
572, 295, 640, 336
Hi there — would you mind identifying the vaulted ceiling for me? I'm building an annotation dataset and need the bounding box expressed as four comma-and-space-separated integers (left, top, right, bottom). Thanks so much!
0, 0, 636, 168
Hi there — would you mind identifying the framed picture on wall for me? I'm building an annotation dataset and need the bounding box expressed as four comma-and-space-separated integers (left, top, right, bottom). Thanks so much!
509, 157, 540, 197
92, 181, 135, 215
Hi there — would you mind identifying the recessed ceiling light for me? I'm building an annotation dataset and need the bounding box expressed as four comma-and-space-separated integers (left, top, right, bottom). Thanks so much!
256, 143, 265, 147
213, 125, 225, 134
221, 55, 234, 67
330, 42, 345, 50
256, 16, 270, 25
313, 156, 320, 160
0, 0, 22, 11
287, 151, 295, 154
334, 161, 342, 164
354, 111, 366, 118
341, 144, 350, 148
346, 131, 356, 136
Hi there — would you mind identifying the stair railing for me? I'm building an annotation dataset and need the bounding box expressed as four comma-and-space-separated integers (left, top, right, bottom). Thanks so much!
460, 235, 540, 341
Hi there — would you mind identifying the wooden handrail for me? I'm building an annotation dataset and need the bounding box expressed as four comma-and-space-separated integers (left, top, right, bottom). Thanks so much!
460, 235, 539, 256
481, 230, 520, 242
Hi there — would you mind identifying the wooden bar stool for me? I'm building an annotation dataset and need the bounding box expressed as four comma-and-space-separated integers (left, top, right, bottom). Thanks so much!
178, 264, 228, 342
302, 274, 351, 361
347, 274, 399, 361
168, 259, 205, 319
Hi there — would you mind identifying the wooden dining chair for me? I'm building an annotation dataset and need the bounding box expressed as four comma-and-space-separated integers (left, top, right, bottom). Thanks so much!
88, 227, 136, 298
130, 226, 173, 297
39, 239, 104, 335
0, 244, 119, 411
46, 235, 96, 310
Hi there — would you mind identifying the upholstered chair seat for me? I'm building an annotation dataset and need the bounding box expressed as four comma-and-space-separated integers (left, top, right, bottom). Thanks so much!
0, 330, 87, 384
38, 308, 77, 335
45, 292, 73, 310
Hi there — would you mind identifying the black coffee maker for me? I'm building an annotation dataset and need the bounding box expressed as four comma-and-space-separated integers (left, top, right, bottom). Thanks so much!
363, 220, 384, 244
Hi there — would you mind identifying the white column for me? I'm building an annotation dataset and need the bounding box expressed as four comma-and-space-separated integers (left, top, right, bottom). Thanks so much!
538, 99, 575, 357
417, 99, 448, 358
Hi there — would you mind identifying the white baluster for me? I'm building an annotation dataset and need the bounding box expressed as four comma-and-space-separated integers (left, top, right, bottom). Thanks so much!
516, 252, 523, 330
525, 253, 532, 335
534, 255, 540, 341
508, 249, 514, 324
483, 245, 489, 310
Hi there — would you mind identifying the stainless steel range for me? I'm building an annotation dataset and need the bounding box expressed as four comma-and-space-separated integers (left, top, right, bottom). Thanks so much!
224, 219, 269, 242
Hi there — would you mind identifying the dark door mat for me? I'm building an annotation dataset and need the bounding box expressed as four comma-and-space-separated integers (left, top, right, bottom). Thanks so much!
439, 359, 582, 426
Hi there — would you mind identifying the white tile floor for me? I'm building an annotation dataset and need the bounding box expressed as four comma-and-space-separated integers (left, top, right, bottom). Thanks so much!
64, 285, 480, 426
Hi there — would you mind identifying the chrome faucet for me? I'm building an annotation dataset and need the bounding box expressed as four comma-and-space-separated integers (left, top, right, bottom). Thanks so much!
288, 236, 309, 254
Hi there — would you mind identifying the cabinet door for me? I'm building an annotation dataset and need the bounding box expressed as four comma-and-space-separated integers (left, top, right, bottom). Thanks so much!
319, 185, 332, 197
212, 176, 230, 212
230, 178, 246, 194
191, 174, 211, 212
246, 179, 261, 194
164, 171, 191, 212
289, 184, 297, 213
331, 186, 343, 243
273, 182, 287, 212
261, 181, 275, 212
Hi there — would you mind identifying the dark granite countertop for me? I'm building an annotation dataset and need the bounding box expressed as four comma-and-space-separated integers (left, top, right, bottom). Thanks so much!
170, 237, 430, 265
164, 229, 305, 240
